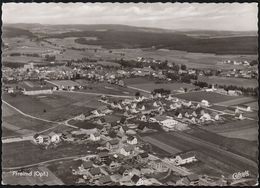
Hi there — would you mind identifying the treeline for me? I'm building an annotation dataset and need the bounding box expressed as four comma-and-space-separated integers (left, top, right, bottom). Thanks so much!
10, 53, 40, 57
194, 81, 258, 96
152, 88, 171, 95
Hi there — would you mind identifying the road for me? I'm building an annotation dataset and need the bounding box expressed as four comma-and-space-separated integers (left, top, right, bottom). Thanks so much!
2, 100, 78, 143
2, 154, 89, 171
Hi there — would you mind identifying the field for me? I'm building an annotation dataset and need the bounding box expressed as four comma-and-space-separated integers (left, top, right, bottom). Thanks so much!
129, 82, 196, 93
2, 166, 64, 185
202, 119, 258, 141
141, 131, 258, 176
2, 103, 55, 137
215, 97, 257, 106
74, 80, 137, 96
2, 92, 97, 121
244, 101, 258, 110
184, 127, 258, 162
2, 141, 96, 168
198, 76, 258, 88
173, 91, 239, 103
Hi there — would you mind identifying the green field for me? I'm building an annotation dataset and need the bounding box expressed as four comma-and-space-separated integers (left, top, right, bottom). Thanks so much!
173, 91, 239, 103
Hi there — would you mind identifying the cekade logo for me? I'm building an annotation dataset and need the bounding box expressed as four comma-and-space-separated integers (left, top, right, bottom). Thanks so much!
232, 170, 250, 180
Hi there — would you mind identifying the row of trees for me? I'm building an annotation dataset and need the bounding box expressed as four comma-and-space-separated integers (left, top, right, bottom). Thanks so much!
10, 52, 40, 57
193, 81, 258, 96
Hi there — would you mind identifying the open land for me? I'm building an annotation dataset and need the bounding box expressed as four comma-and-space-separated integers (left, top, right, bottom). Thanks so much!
198, 76, 258, 88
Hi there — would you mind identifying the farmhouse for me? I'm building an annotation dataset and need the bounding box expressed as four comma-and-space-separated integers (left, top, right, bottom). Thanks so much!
89, 132, 101, 141
172, 151, 197, 166
126, 136, 138, 145
106, 139, 120, 150
48, 132, 61, 143
201, 100, 209, 107
236, 104, 251, 112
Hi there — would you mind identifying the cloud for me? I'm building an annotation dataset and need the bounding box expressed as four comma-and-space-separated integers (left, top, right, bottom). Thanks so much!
2, 3, 258, 31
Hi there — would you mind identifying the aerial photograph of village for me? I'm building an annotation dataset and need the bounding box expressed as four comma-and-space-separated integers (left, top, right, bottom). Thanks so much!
1, 2, 258, 186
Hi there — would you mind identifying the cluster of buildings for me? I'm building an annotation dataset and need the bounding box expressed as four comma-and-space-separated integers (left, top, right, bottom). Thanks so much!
219, 68, 258, 79
221, 60, 250, 66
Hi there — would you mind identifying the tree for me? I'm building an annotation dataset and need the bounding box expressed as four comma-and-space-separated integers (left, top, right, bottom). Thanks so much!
135, 92, 140, 97
181, 64, 187, 70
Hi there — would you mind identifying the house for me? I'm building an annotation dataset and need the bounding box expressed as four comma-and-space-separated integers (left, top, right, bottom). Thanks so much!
120, 145, 135, 156
48, 132, 61, 143
236, 105, 251, 112
91, 109, 103, 116
88, 167, 103, 179
99, 175, 113, 185
140, 115, 147, 122
184, 112, 190, 118
89, 132, 101, 141
75, 113, 86, 121
118, 166, 131, 177
182, 174, 200, 185
177, 113, 183, 119
127, 136, 138, 145
199, 113, 211, 122
105, 159, 120, 171
106, 139, 119, 150
96, 118, 106, 125
153, 101, 159, 107
150, 159, 167, 171
82, 160, 93, 170
139, 105, 146, 111
201, 100, 209, 107
235, 113, 245, 120
172, 151, 197, 166
33, 134, 44, 144
136, 152, 149, 163
131, 175, 144, 186
191, 111, 197, 117
97, 152, 110, 162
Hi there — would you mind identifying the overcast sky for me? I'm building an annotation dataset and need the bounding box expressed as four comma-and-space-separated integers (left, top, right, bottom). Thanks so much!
2, 3, 258, 31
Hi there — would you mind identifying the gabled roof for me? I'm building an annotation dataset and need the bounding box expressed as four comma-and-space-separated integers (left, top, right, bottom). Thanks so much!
108, 139, 119, 145
127, 135, 135, 141
187, 174, 199, 181
131, 174, 141, 183
123, 145, 135, 152
178, 151, 196, 159
99, 175, 113, 184
139, 152, 149, 158
98, 152, 110, 158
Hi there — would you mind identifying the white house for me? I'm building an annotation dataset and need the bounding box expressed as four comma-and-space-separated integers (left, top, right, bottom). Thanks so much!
200, 113, 211, 122
139, 105, 146, 111
120, 145, 134, 156
153, 101, 159, 107
201, 100, 209, 107
177, 113, 183, 119
140, 115, 147, 122
33, 134, 44, 144
127, 136, 138, 145
89, 132, 101, 141
172, 152, 197, 166
236, 105, 252, 112
48, 132, 61, 143
160, 119, 178, 128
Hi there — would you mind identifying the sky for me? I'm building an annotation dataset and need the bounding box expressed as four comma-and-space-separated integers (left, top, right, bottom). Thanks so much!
2, 3, 258, 31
